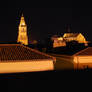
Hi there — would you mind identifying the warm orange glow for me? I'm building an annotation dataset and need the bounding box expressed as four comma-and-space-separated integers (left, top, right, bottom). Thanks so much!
57, 37, 63, 41
0, 60, 54, 73
63, 33, 87, 44
53, 41, 66, 48
52, 33, 88, 48
17, 14, 28, 45
73, 56, 92, 69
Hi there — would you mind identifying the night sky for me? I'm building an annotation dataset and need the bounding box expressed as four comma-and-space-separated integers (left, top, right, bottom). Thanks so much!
0, 2, 92, 43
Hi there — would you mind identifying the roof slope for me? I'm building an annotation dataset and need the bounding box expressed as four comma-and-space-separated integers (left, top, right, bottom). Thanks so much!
63, 33, 80, 38
0, 44, 55, 61
73, 47, 92, 56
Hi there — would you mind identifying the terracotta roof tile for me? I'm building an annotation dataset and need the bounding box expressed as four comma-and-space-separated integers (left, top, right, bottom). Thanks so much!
0, 44, 55, 61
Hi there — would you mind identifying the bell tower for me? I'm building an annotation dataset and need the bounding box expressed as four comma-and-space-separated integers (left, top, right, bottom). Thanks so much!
17, 14, 28, 45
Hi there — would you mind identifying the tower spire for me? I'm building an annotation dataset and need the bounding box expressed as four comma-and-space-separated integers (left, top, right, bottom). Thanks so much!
17, 15, 28, 45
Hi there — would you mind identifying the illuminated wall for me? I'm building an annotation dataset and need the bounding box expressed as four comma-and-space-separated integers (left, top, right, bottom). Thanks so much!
17, 14, 28, 45
63, 33, 87, 44
76, 33, 86, 43
73, 56, 92, 69
0, 60, 54, 73
52, 33, 88, 48
53, 41, 66, 48
52, 37, 66, 48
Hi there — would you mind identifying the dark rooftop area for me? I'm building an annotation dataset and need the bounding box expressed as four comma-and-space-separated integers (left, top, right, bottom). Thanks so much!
74, 47, 92, 56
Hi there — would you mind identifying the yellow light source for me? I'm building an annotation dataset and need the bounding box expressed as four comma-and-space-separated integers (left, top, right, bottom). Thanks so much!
17, 14, 28, 45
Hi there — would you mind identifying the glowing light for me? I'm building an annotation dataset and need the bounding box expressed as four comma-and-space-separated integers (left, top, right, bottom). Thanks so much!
17, 14, 28, 45
0, 60, 54, 73
74, 56, 92, 69
58, 37, 63, 41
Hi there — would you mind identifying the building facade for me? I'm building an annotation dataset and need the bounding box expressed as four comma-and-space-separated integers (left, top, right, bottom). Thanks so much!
51, 35, 66, 48
63, 33, 87, 44
73, 47, 92, 69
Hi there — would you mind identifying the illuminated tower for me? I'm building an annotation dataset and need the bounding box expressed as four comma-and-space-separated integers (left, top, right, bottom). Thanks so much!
17, 14, 28, 45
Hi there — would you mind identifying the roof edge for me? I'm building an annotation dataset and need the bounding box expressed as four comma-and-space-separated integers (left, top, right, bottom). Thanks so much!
0, 44, 21, 46
72, 47, 91, 56
20, 44, 56, 62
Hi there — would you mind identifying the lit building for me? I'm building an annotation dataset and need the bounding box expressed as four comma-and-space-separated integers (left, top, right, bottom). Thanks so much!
17, 14, 28, 45
73, 47, 92, 69
51, 33, 88, 48
0, 44, 56, 73
63, 33, 87, 44
51, 35, 66, 48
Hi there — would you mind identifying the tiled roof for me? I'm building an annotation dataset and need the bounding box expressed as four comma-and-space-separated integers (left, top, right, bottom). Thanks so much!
63, 33, 79, 38
0, 44, 56, 61
73, 47, 92, 56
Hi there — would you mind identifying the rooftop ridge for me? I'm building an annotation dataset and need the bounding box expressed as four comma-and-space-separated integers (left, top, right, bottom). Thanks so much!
0, 44, 56, 62
63, 33, 81, 38
20, 44, 56, 62
73, 47, 92, 56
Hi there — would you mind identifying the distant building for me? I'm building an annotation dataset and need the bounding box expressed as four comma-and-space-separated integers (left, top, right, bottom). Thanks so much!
63, 33, 87, 44
73, 47, 92, 69
0, 44, 56, 73
51, 35, 66, 48
17, 14, 28, 45
51, 33, 88, 48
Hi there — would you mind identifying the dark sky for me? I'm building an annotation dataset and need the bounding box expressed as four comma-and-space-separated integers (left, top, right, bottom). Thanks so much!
0, 2, 92, 43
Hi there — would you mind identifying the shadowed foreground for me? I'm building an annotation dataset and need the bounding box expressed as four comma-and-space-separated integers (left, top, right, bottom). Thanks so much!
0, 70, 92, 91
49, 54, 74, 70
